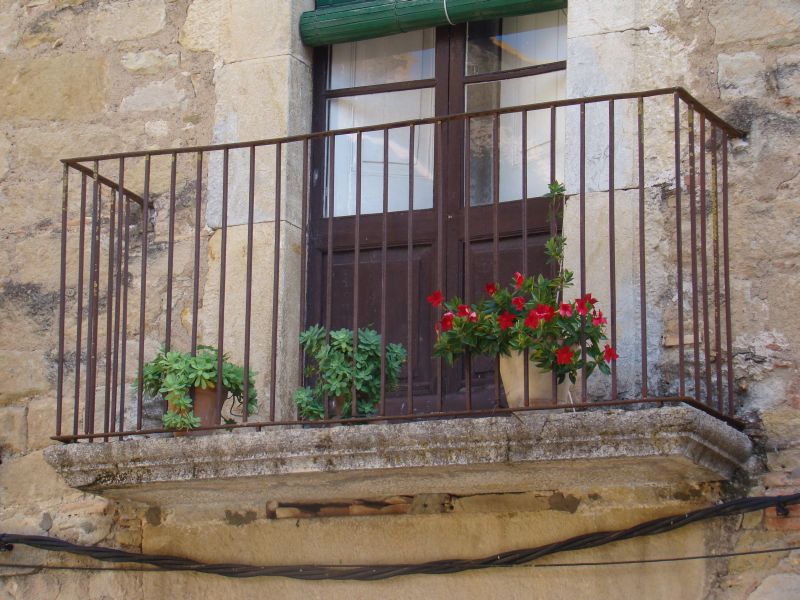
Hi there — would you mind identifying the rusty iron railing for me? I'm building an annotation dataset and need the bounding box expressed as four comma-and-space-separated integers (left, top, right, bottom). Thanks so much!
53, 88, 745, 442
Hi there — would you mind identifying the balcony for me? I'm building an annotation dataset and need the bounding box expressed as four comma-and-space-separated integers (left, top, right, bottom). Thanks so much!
44, 88, 751, 508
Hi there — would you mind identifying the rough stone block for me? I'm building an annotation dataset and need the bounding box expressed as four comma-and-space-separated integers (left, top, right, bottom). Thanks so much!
776, 54, 800, 98
120, 50, 178, 75
180, 0, 222, 53
0, 132, 10, 181
207, 56, 312, 229
0, 451, 74, 508
0, 55, 106, 120
0, 405, 27, 455
88, 0, 166, 43
28, 395, 75, 451
710, 1, 800, 45
120, 78, 187, 113
568, 0, 679, 38
718, 52, 767, 99
747, 574, 800, 600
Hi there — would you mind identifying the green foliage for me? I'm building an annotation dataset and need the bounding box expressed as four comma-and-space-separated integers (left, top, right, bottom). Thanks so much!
139, 345, 257, 430
294, 325, 407, 420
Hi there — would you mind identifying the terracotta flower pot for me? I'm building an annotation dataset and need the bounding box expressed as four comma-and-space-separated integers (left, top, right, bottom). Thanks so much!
192, 385, 223, 426
499, 351, 576, 409
167, 385, 223, 437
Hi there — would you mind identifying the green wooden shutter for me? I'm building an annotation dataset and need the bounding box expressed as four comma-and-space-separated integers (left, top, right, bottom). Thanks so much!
300, 0, 567, 47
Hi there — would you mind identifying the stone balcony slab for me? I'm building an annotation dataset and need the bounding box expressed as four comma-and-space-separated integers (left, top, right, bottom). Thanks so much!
44, 406, 752, 510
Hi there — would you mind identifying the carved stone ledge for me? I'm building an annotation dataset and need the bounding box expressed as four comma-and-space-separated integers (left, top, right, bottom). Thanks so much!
44, 406, 752, 510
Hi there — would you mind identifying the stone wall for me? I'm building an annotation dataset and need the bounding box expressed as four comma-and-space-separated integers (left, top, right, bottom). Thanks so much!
1, 1, 799, 599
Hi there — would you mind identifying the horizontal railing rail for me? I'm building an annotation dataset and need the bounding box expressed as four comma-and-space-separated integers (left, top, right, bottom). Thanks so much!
54, 88, 744, 442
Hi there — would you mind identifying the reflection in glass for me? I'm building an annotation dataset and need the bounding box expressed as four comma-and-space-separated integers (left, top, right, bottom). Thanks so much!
326, 89, 435, 216
466, 71, 566, 204
330, 29, 435, 89
466, 10, 567, 75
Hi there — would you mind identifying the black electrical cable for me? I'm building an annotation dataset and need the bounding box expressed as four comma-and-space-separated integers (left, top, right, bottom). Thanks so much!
1, 493, 797, 581
4, 545, 800, 575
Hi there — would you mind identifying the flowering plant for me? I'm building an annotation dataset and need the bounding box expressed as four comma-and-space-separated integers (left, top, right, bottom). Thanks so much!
428, 185, 617, 384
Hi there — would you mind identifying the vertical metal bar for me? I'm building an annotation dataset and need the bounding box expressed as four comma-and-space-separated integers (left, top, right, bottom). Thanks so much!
688, 107, 701, 401
85, 162, 101, 436
492, 114, 500, 408
464, 118, 473, 411
136, 156, 150, 431
73, 175, 87, 436
550, 105, 558, 404
102, 174, 117, 439
637, 97, 649, 398
674, 93, 686, 397
379, 129, 389, 416
579, 103, 587, 402
191, 152, 202, 356
269, 143, 282, 422
352, 133, 362, 418
56, 164, 69, 436
436, 121, 445, 412
608, 100, 618, 401
110, 159, 125, 434
118, 195, 131, 432
298, 139, 309, 392
165, 153, 177, 352
722, 132, 735, 415
217, 149, 229, 422
699, 118, 712, 406
407, 125, 415, 415
711, 127, 723, 410
325, 136, 335, 420
521, 110, 529, 408
243, 146, 256, 422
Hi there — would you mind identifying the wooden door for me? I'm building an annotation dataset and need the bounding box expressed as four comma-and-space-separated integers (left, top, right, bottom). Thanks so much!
308, 11, 568, 413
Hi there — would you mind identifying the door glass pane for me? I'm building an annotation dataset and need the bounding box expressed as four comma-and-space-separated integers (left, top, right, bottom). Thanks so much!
466, 71, 566, 204
330, 29, 435, 89
466, 10, 567, 75
327, 89, 435, 216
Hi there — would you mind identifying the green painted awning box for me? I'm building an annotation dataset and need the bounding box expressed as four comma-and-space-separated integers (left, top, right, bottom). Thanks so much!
301, 0, 568, 47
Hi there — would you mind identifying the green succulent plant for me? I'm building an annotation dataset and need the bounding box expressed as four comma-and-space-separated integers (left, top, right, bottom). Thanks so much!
139, 345, 257, 430
294, 326, 407, 420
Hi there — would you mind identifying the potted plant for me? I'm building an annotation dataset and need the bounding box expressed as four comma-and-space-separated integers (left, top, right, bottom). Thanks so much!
293, 325, 407, 420
140, 345, 258, 433
428, 184, 617, 408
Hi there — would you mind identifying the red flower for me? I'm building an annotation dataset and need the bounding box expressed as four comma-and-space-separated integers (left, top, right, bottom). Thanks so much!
575, 298, 589, 316
457, 304, 471, 317
512, 296, 526, 311
535, 303, 555, 322
524, 309, 540, 329
441, 311, 454, 332
592, 310, 607, 327
559, 303, 573, 317
467, 310, 478, 323
583, 292, 598, 306
498, 311, 516, 330
513, 272, 524, 289
556, 345, 574, 365
427, 290, 444, 307
603, 344, 619, 362
485, 282, 497, 296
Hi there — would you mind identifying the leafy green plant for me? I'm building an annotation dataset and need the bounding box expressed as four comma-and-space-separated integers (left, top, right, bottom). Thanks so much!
294, 326, 407, 420
428, 182, 618, 385
140, 345, 257, 430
